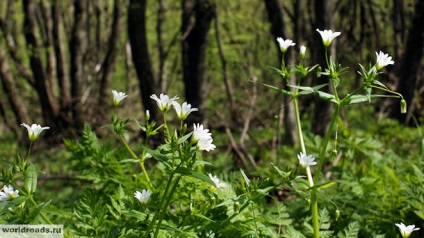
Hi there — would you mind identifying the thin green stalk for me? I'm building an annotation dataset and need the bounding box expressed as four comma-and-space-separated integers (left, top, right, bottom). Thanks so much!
370, 85, 404, 99
153, 175, 182, 238
143, 172, 175, 238
311, 189, 319, 238
314, 104, 340, 184
26, 142, 33, 160
119, 135, 153, 191
293, 98, 306, 155
294, 97, 318, 237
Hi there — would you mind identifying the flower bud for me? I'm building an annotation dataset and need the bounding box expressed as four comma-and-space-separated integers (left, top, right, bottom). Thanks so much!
400, 99, 407, 114
300, 45, 306, 59
335, 209, 340, 221
145, 110, 150, 121
234, 202, 240, 214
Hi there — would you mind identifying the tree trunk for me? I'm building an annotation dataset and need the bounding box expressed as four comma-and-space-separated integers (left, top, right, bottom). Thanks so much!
70, 0, 88, 131
98, 0, 124, 119
263, 0, 298, 145
0, 47, 30, 131
390, 0, 424, 124
181, 0, 216, 124
23, 0, 59, 129
310, 0, 333, 136
128, 0, 161, 123
52, 1, 72, 129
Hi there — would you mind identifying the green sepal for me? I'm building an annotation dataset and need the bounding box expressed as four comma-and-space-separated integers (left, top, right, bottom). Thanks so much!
25, 163, 37, 194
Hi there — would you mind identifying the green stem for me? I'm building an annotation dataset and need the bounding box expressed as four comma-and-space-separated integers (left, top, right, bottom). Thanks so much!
143, 172, 175, 238
26, 142, 33, 160
153, 175, 182, 238
119, 135, 153, 191
370, 85, 404, 99
314, 104, 340, 184
340, 85, 365, 105
293, 98, 306, 155
311, 189, 319, 238
294, 96, 318, 236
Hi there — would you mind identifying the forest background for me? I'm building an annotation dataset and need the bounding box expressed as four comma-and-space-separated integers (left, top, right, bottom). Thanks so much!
0, 0, 423, 237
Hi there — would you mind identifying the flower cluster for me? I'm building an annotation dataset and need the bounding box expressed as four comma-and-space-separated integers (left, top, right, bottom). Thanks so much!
134, 189, 152, 204
192, 123, 216, 152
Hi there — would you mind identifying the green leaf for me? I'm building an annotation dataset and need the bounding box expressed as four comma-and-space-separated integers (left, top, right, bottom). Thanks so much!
337, 221, 360, 238
0, 196, 30, 215
25, 164, 37, 194
134, 118, 147, 131
373, 80, 388, 89
288, 84, 328, 96
317, 91, 338, 104
255, 81, 292, 96
28, 200, 52, 221
311, 181, 338, 190
174, 167, 215, 186
271, 163, 292, 179
240, 169, 250, 187
142, 147, 171, 168
177, 132, 193, 145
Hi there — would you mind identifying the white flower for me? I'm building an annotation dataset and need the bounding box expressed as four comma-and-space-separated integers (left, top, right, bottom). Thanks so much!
150, 93, 179, 112
208, 174, 226, 189
375, 51, 394, 70
134, 189, 152, 204
276, 37, 296, 53
316, 29, 341, 47
300, 45, 306, 59
395, 222, 420, 238
297, 152, 317, 167
197, 137, 216, 151
112, 90, 128, 106
21, 123, 50, 141
192, 123, 212, 142
0, 185, 19, 202
192, 124, 216, 151
172, 101, 198, 121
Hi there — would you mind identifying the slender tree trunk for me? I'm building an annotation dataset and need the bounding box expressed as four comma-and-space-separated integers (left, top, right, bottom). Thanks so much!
128, 0, 161, 122
391, 0, 424, 124
70, 0, 88, 131
52, 1, 72, 129
0, 47, 30, 130
98, 0, 124, 119
264, 0, 298, 145
310, 0, 333, 136
181, 0, 216, 124
23, 0, 59, 129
